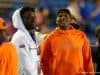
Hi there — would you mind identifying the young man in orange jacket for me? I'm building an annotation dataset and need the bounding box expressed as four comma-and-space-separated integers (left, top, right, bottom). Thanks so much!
40, 9, 94, 75
0, 18, 18, 75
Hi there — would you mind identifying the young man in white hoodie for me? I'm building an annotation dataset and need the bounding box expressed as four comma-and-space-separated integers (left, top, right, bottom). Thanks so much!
11, 7, 40, 75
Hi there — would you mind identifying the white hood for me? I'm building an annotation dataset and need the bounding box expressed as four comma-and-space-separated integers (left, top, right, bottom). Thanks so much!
12, 8, 26, 31
12, 8, 37, 43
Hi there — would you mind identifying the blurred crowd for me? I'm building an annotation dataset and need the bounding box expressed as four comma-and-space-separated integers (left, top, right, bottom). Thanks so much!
2, 0, 99, 45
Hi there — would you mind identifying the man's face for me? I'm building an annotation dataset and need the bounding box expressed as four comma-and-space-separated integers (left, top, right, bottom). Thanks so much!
42, 8, 49, 18
56, 12, 71, 30
22, 11, 36, 30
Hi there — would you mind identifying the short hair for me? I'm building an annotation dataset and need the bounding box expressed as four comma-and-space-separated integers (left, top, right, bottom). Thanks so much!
20, 6, 35, 18
57, 9, 71, 16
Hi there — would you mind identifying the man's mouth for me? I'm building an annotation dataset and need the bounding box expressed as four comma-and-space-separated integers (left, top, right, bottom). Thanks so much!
61, 23, 65, 26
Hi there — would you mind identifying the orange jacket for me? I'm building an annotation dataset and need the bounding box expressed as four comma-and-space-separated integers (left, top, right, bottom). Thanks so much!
0, 43, 18, 75
40, 28, 94, 75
